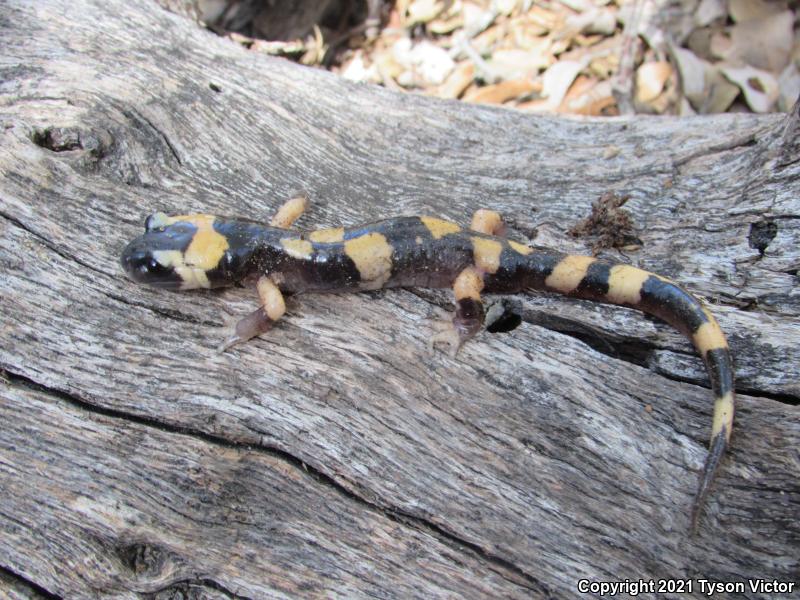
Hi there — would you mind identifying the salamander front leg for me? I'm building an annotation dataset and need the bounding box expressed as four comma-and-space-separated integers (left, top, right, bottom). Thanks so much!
430, 267, 486, 356
270, 194, 308, 228
218, 275, 286, 351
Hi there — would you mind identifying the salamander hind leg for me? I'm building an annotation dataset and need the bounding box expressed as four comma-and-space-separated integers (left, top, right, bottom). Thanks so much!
218, 275, 286, 351
430, 267, 486, 357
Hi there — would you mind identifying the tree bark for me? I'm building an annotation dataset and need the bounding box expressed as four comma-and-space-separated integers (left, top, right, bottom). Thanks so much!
1, 1, 798, 598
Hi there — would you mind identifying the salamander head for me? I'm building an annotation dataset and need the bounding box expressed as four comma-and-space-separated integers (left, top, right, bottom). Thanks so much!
121, 212, 243, 290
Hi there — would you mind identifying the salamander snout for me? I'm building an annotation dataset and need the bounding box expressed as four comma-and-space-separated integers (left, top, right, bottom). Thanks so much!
120, 239, 184, 289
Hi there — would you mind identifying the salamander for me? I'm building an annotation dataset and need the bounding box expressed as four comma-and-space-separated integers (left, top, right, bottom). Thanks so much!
120, 196, 734, 532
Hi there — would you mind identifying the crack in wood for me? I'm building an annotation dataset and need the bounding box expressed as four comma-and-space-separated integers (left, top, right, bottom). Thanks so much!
403, 289, 800, 404
102, 289, 217, 326
527, 317, 800, 405
671, 132, 762, 169
1, 369, 546, 593
0, 211, 112, 280
0, 563, 63, 600
122, 106, 183, 166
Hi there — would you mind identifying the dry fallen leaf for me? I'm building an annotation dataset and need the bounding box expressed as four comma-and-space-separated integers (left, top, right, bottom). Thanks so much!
405, 0, 445, 26
543, 60, 584, 99
435, 60, 475, 99
429, 15, 464, 34
560, 79, 616, 115
709, 30, 732, 60
464, 78, 539, 104
687, 26, 716, 61
522, 60, 585, 111
222, 0, 798, 117
679, 96, 696, 116
728, 0, 787, 23
558, 0, 593, 12
563, 8, 617, 38
726, 11, 794, 72
487, 45, 553, 80
777, 62, 800, 112
704, 66, 741, 113
496, 0, 519, 17
393, 39, 455, 87
635, 61, 672, 103
341, 52, 376, 83
671, 45, 709, 109
694, 0, 726, 27
374, 47, 404, 80
721, 65, 780, 112
525, 5, 561, 32
561, 74, 596, 102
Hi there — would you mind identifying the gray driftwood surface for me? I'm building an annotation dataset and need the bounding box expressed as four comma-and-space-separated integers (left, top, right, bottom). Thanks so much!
1, 1, 799, 598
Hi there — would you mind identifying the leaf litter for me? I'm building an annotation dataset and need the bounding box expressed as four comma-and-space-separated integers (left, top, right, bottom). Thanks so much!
195, 0, 800, 115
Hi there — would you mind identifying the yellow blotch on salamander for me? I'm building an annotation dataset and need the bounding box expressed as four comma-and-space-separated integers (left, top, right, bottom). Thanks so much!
545, 255, 596, 294
153, 249, 211, 289
693, 311, 728, 355
605, 264, 651, 305
508, 240, 533, 255
421, 217, 461, 240
309, 228, 345, 243
344, 232, 394, 289
472, 237, 503, 274
185, 230, 229, 271
165, 214, 229, 273
281, 238, 314, 260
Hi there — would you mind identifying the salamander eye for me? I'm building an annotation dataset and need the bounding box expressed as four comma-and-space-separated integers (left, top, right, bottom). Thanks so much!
140, 256, 171, 277
145, 212, 170, 232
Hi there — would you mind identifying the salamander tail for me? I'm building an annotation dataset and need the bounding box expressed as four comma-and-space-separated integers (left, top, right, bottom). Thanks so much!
690, 428, 728, 533
524, 252, 735, 530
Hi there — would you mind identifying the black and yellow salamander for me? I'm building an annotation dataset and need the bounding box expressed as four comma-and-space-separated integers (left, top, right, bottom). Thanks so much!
120, 196, 734, 532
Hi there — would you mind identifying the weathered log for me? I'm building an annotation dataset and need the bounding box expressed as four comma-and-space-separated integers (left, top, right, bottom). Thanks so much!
1, 0, 798, 598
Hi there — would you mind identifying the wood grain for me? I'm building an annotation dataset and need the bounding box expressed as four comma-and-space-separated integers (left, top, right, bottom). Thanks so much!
1, 0, 798, 597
